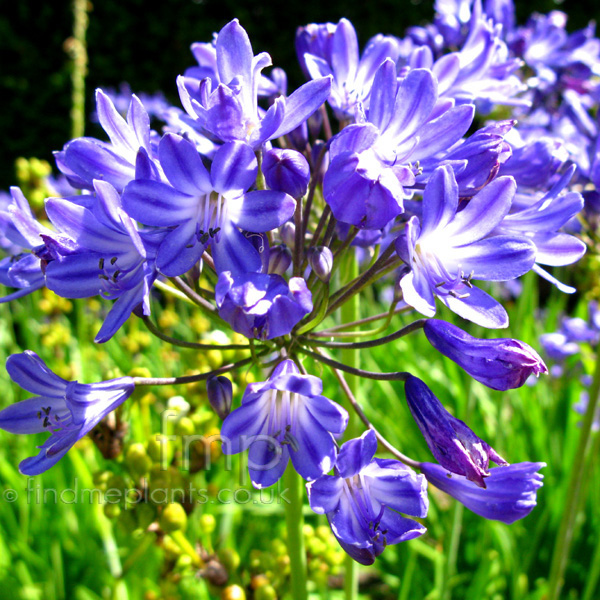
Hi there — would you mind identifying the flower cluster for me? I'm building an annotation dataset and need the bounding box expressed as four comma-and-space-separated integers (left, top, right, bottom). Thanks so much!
2, 0, 595, 565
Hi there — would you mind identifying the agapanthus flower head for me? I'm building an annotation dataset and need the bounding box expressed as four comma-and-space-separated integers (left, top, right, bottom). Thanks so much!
404, 375, 507, 487
307, 430, 428, 565
424, 319, 547, 390
220, 359, 348, 488
421, 461, 545, 523
0, 351, 134, 475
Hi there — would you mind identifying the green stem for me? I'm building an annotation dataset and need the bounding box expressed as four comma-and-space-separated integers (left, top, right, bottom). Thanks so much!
341, 251, 360, 600
283, 463, 308, 600
69, 0, 89, 139
547, 342, 600, 599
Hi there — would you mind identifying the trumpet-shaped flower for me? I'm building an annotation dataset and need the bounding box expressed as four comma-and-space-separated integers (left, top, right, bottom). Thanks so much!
220, 360, 348, 488
0, 351, 134, 475
122, 134, 296, 277
421, 461, 545, 523
177, 19, 332, 149
307, 430, 428, 565
396, 165, 536, 328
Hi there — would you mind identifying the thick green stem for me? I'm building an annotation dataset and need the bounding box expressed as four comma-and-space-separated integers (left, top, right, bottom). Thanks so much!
283, 464, 308, 600
547, 343, 600, 599
341, 251, 360, 600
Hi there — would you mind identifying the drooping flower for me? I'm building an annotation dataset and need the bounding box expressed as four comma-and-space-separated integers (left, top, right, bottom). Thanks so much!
396, 165, 536, 328
307, 430, 428, 565
405, 375, 507, 487
0, 351, 134, 475
220, 359, 348, 488
421, 461, 545, 523
215, 271, 312, 340
424, 319, 547, 390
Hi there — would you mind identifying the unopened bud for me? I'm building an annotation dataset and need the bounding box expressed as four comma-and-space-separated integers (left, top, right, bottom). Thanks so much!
280, 221, 295, 250
160, 502, 188, 533
268, 244, 292, 275
207, 376, 233, 420
308, 246, 333, 282
262, 148, 310, 198
221, 585, 246, 600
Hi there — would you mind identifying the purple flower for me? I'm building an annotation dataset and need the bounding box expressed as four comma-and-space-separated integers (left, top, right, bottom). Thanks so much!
177, 19, 331, 149
324, 63, 475, 229
298, 18, 401, 119
495, 166, 586, 294
0, 187, 57, 302
220, 360, 348, 488
122, 134, 296, 277
396, 165, 536, 328
539, 332, 580, 361
41, 180, 160, 343
421, 461, 545, 524
424, 319, 548, 390
215, 272, 312, 340
307, 430, 428, 565
0, 351, 134, 475
56, 89, 157, 192
404, 375, 507, 487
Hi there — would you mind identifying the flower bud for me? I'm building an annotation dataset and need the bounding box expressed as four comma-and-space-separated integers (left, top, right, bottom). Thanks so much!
424, 319, 548, 390
125, 442, 152, 476
307, 246, 333, 282
280, 221, 295, 249
404, 375, 507, 487
160, 502, 188, 533
262, 148, 310, 198
268, 244, 292, 275
207, 376, 233, 420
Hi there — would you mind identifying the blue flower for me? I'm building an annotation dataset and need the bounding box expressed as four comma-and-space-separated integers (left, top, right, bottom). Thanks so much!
220, 360, 348, 488
405, 376, 507, 487
40, 180, 161, 343
307, 430, 428, 565
298, 18, 401, 120
122, 133, 296, 277
323, 63, 475, 229
177, 19, 331, 149
215, 271, 312, 340
0, 351, 134, 475
396, 165, 536, 328
56, 89, 157, 192
421, 461, 545, 524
